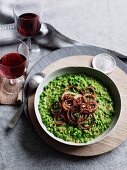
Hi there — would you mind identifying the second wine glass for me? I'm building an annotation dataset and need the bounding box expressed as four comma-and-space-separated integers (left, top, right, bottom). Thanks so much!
0, 38, 29, 94
13, 0, 42, 61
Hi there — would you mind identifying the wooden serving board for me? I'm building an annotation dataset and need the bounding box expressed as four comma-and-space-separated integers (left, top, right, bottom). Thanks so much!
28, 55, 127, 156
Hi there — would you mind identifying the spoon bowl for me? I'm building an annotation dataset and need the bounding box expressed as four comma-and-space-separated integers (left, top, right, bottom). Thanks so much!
28, 72, 45, 93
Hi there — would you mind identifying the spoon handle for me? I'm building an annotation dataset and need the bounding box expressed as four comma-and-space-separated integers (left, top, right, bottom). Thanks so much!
8, 97, 28, 129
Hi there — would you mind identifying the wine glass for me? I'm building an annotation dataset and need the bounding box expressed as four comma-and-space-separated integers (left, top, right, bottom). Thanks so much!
0, 38, 29, 94
13, 0, 42, 61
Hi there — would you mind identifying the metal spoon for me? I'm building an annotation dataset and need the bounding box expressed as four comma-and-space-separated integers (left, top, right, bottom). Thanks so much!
8, 72, 45, 129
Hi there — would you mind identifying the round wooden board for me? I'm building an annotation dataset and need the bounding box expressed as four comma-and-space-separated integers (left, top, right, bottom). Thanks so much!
28, 55, 127, 156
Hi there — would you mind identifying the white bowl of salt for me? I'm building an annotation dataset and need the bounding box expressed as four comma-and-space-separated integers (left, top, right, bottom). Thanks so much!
92, 53, 116, 74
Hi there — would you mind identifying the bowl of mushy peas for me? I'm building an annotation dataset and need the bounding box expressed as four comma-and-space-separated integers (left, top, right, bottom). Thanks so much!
34, 67, 121, 146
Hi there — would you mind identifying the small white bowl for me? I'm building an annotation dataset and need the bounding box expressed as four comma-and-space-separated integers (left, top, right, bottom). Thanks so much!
92, 53, 116, 74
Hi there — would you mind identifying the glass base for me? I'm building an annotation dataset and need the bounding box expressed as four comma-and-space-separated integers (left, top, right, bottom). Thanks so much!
2, 76, 24, 95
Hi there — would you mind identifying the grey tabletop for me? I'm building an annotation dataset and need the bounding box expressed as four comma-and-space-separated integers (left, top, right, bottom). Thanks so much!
1, 0, 127, 170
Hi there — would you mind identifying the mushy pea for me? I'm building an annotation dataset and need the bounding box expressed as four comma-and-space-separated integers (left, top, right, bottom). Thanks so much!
38, 74, 114, 143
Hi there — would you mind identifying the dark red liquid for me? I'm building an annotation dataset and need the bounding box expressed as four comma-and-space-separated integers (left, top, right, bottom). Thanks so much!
17, 13, 41, 37
0, 53, 27, 79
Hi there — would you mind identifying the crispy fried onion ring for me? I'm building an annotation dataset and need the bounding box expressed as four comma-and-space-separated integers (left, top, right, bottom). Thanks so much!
50, 86, 98, 130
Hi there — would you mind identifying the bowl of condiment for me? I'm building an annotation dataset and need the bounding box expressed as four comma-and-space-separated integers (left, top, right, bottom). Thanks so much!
92, 53, 116, 74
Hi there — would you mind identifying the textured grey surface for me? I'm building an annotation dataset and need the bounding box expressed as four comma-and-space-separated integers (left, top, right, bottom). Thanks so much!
1, 0, 127, 170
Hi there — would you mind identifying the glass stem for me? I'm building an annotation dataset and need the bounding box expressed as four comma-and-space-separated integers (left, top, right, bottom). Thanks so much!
27, 37, 32, 50
10, 79, 17, 85
10, 78, 23, 85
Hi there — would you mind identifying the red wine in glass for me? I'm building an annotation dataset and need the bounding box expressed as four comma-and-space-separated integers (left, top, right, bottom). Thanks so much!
0, 52, 27, 79
17, 13, 41, 37
13, 0, 42, 62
